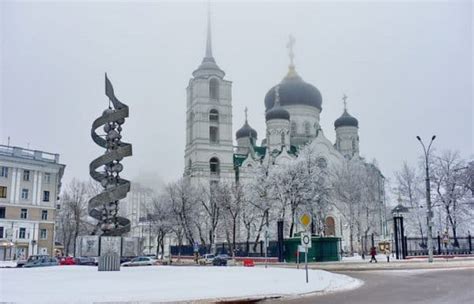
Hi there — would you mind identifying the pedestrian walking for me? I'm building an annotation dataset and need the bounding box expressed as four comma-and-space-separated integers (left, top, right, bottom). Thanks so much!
385, 247, 390, 263
369, 246, 377, 263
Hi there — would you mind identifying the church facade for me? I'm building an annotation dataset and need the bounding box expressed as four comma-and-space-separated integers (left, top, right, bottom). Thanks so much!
183, 15, 387, 249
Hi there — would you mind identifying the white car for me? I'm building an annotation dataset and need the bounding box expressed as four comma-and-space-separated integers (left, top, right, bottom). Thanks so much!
121, 256, 157, 267
198, 254, 215, 265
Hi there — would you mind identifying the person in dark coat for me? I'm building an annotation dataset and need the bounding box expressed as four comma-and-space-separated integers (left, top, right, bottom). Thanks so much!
369, 246, 377, 263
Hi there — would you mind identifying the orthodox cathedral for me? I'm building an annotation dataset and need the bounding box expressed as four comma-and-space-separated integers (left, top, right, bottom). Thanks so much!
183, 13, 386, 242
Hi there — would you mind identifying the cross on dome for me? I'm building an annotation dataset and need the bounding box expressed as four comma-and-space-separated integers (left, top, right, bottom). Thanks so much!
287, 34, 296, 67
342, 94, 348, 111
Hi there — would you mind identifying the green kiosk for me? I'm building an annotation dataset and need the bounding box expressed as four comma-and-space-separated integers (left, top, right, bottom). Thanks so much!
284, 234, 342, 263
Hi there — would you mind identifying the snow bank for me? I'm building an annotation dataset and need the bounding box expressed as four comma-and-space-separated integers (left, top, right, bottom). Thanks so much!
0, 260, 17, 268
0, 265, 360, 303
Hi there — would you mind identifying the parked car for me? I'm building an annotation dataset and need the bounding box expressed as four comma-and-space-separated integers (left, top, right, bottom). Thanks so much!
212, 254, 230, 266
198, 254, 215, 265
74, 257, 96, 266
59, 256, 76, 265
120, 256, 135, 264
24, 257, 59, 268
17, 255, 49, 268
121, 256, 157, 267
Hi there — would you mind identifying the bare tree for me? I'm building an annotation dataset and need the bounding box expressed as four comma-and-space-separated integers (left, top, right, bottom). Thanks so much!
219, 181, 245, 258
164, 178, 198, 245
331, 161, 365, 255
56, 179, 96, 255
431, 151, 473, 246
395, 162, 426, 239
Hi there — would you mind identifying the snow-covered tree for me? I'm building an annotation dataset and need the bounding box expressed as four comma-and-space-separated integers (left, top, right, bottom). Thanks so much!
431, 150, 473, 246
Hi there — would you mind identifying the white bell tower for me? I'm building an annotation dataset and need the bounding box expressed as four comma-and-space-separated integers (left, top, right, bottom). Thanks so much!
184, 8, 234, 185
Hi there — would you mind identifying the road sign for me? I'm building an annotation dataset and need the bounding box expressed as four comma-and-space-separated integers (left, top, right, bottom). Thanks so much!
299, 213, 312, 229
301, 232, 312, 248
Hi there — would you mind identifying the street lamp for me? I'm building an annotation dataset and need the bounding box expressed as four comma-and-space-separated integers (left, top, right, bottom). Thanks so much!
416, 135, 436, 263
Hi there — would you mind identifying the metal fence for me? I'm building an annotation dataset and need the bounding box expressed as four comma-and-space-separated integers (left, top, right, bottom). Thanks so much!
406, 235, 472, 256
170, 240, 280, 257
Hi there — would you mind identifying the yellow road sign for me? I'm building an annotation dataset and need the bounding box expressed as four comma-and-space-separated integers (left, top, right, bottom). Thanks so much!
299, 213, 311, 228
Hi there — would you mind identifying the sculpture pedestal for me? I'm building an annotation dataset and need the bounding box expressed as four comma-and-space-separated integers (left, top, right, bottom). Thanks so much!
99, 236, 121, 271
75, 235, 141, 271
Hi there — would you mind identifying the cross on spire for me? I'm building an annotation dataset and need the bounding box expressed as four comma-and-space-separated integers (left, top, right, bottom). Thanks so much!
244, 107, 248, 123
342, 94, 348, 111
286, 34, 296, 67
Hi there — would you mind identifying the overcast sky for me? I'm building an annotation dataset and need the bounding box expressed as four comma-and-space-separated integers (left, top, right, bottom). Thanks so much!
0, 0, 472, 192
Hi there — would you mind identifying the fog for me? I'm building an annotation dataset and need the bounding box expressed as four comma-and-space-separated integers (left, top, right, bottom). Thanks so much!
1, 0, 472, 190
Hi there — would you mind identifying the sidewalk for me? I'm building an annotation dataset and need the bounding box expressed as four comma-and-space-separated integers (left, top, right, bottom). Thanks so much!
274, 256, 474, 271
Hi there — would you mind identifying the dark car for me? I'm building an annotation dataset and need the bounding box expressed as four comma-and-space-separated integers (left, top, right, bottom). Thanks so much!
74, 257, 96, 266
212, 254, 230, 266
24, 257, 59, 268
17, 255, 49, 267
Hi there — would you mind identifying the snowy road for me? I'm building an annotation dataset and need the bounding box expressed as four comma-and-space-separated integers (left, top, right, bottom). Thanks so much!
265, 268, 474, 304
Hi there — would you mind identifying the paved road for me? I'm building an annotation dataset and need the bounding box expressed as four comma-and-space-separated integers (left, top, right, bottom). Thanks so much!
262, 268, 474, 304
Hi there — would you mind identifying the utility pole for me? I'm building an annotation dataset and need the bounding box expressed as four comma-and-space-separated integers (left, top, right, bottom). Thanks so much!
416, 135, 436, 263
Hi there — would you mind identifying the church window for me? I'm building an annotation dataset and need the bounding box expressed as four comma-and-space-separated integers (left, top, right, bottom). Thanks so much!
209, 78, 219, 99
352, 138, 356, 151
304, 121, 311, 136
209, 109, 219, 122
281, 132, 285, 145
209, 126, 219, 143
291, 121, 297, 136
210, 157, 220, 176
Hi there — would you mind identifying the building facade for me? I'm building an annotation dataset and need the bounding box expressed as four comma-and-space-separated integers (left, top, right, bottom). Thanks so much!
0, 145, 65, 260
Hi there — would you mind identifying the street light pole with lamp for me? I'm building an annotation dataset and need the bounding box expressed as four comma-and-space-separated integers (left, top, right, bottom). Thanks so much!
416, 135, 436, 263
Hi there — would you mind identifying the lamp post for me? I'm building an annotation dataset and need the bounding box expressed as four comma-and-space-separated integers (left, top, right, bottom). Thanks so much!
416, 135, 436, 263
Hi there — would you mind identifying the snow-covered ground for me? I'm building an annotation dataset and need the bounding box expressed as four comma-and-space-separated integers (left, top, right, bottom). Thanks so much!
0, 265, 361, 303
0, 260, 17, 268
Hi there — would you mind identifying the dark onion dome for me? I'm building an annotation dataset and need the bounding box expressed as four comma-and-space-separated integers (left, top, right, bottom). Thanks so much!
265, 106, 290, 121
264, 70, 323, 111
334, 110, 359, 128
236, 121, 258, 139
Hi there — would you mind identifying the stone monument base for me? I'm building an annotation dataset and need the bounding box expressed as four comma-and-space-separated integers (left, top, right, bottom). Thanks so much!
75, 235, 141, 272
99, 253, 121, 271
99, 236, 122, 271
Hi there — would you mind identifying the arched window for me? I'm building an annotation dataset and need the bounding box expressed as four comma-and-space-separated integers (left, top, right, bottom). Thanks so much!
291, 121, 297, 136
209, 78, 219, 99
281, 132, 285, 145
209, 126, 219, 143
352, 138, 356, 151
188, 159, 192, 169
325, 216, 336, 236
304, 121, 311, 136
209, 157, 220, 176
209, 109, 219, 122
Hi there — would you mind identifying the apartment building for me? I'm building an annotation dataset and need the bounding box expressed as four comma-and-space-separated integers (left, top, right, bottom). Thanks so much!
0, 145, 65, 260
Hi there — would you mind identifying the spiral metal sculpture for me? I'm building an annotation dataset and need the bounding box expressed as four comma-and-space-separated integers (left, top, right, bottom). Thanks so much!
88, 74, 132, 236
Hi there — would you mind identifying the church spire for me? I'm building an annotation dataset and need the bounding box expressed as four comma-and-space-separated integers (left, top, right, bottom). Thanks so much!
203, 2, 215, 63
192, 2, 224, 78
